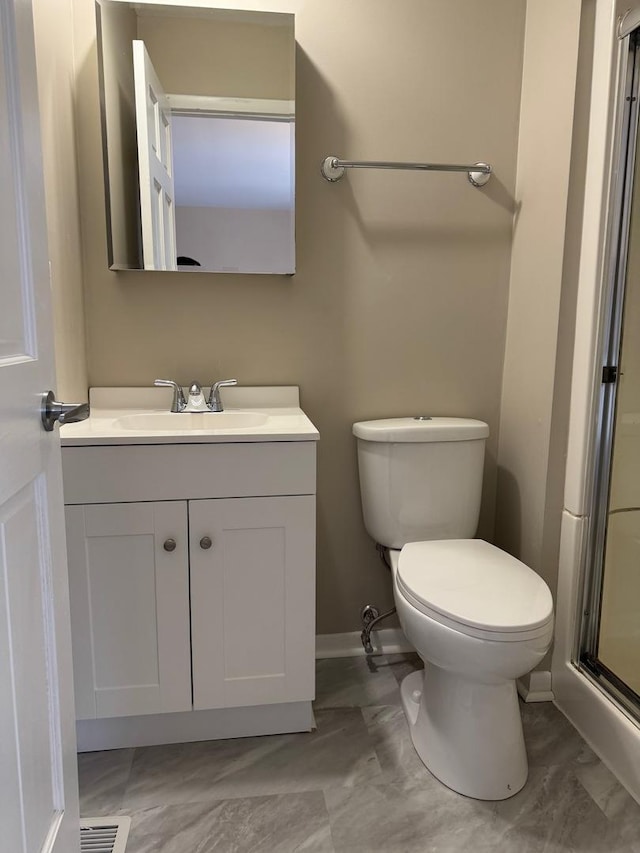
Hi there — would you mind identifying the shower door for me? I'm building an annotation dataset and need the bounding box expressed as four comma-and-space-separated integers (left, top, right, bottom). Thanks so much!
581, 29, 640, 717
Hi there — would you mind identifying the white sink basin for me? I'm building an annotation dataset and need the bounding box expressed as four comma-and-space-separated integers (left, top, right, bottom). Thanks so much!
59, 387, 320, 446
114, 411, 269, 431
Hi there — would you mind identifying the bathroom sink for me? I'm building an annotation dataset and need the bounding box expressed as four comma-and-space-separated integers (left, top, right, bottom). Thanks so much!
114, 411, 269, 431
59, 386, 319, 446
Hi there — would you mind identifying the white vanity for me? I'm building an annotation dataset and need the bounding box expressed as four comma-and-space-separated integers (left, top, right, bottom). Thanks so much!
60, 386, 318, 751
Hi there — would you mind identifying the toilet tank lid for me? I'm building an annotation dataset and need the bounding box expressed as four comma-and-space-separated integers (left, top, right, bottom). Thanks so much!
352, 417, 489, 443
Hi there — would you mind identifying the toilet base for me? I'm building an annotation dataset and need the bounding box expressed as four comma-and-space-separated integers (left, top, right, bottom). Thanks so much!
400, 667, 528, 800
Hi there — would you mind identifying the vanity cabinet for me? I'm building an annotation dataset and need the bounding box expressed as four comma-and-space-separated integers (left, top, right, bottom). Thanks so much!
67, 494, 315, 720
62, 436, 317, 746
190, 496, 315, 710
65, 501, 191, 720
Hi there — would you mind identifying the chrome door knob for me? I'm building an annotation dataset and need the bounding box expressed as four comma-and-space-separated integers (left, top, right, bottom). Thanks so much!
199, 536, 212, 550
41, 390, 90, 432
163, 538, 177, 552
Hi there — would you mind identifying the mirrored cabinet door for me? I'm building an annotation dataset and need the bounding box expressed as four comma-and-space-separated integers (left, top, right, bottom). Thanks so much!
96, 1, 295, 274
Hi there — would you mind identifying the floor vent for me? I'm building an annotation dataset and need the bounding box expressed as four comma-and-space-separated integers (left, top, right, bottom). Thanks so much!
80, 816, 131, 853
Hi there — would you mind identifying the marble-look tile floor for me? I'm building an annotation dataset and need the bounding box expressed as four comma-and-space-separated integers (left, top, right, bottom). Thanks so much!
78, 654, 640, 852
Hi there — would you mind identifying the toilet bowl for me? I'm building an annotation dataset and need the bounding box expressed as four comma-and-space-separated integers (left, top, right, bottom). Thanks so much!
353, 417, 554, 800
390, 542, 553, 800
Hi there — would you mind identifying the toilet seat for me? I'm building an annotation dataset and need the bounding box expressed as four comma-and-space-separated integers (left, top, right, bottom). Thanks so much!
396, 539, 554, 643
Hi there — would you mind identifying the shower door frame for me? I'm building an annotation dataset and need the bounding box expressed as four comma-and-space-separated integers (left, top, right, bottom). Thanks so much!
578, 26, 640, 722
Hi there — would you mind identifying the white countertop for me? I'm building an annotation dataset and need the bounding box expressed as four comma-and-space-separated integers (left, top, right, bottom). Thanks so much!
60, 386, 319, 446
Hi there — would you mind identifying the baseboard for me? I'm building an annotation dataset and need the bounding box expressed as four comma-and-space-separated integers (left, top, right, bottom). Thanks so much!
517, 670, 554, 702
76, 701, 314, 752
316, 628, 413, 659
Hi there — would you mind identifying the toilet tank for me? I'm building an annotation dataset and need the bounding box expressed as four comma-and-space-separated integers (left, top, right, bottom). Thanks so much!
353, 417, 489, 549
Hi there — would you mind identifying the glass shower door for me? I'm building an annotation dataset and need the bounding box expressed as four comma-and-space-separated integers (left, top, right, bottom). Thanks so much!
597, 147, 640, 698
581, 30, 640, 713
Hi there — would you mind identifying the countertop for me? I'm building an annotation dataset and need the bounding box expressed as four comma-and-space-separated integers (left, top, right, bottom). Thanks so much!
60, 386, 320, 446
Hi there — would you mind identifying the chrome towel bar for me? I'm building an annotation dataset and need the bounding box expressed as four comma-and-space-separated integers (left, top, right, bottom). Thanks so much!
320, 155, 492, 187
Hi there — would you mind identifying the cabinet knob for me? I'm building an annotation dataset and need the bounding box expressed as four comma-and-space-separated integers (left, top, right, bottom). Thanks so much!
199, 536, 212, 550
163, 538, 177, 552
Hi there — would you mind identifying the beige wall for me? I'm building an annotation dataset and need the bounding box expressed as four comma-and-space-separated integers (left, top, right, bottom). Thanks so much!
73, 0, 526, 634
30, 0, 594, 647
32, 0, 88, 403
138, 13, 294, 99
494, 0, 582, 605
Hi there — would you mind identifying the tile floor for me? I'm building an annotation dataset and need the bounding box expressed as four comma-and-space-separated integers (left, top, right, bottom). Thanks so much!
78, 654, 640, 852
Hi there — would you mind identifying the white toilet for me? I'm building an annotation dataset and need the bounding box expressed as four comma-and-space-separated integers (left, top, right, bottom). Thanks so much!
353, 416, 554, 801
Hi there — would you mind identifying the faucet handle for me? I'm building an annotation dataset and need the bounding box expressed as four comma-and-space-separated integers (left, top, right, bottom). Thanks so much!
207, 379, 238, 412
154, 379, 187, 412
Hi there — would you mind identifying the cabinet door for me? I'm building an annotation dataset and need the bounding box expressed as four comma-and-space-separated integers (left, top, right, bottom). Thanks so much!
66, 501, 191, 719
190, 496, 315, 710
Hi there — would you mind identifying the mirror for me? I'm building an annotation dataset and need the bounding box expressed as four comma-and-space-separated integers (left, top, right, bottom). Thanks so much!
95, 1, 295, 273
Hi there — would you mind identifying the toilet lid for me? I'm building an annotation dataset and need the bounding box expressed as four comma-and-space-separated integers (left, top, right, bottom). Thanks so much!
397, 539, 553, 633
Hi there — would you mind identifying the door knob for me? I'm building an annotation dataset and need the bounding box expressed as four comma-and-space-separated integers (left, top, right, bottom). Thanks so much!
199, 536, 212, 550
41, 391, 90, 432
163, 538, 177, 552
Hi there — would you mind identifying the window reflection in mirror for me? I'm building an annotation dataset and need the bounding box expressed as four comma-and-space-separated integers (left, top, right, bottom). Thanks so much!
95, 1, 295, 274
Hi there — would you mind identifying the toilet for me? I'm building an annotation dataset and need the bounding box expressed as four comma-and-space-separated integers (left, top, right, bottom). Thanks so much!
353, 416, 554, 801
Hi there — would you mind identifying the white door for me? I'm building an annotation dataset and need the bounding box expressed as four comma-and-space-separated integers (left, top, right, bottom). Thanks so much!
66, 502, 191, 719
133, 39, 177, 270
0, 1, 80, 851
190, 496, 316, 710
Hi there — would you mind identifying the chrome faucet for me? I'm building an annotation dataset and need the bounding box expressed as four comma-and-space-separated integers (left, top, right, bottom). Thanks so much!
154, 379, 187, 412
187, 382, 208, 411
156, 378, 238, 412
207, 379, 237, 412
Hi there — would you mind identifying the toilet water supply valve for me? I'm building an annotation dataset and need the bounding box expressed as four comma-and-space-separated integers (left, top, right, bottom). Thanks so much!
360, 604, 396, 654
360, 542, 397, 654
